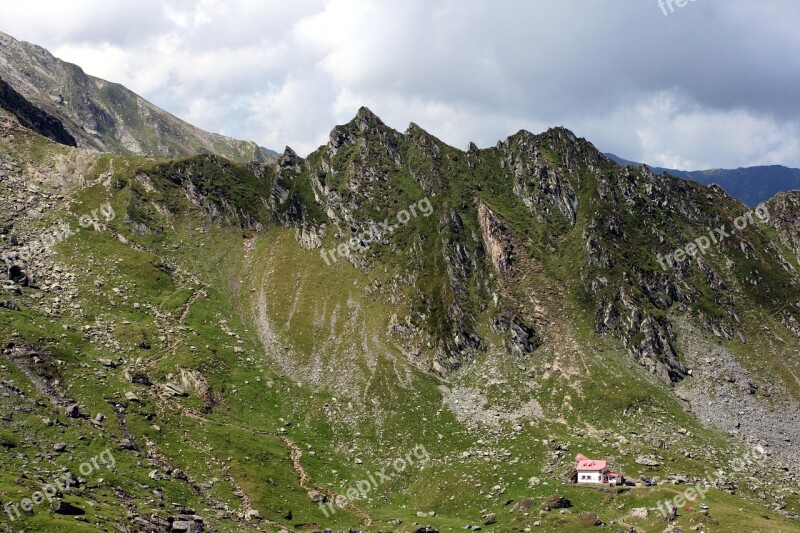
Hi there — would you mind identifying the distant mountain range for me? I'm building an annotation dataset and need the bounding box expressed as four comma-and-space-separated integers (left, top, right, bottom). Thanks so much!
605, 153, 800, 206
0, 30, 273, 164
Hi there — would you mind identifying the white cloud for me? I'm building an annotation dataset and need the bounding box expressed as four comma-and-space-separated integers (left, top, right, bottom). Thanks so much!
1, 0, 799, 168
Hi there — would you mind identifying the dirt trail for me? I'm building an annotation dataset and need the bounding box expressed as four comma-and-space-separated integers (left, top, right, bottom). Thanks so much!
151, 395, 373, 525
281, 436, 311, 489
142, 437, 271, 531
615, 516, 646, 532
173, 263, 208, 324
280, 435, 372, 526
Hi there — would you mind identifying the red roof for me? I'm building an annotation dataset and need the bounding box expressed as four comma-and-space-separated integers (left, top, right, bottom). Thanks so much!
605, 471, 620, 477
577, 459, 607, 471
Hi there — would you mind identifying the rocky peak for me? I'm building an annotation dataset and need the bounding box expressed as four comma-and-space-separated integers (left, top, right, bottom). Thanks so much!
278, 146, 301, 170
405, 121, 428, 136
327, 107, 397, 151
353, 106, 386, 131
546, 126, 579, 142
0, 31, 38, 59
507, 129, 537, 145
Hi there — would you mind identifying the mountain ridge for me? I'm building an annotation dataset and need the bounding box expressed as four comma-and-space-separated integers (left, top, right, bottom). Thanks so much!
605, 152, 800, 206
1, 65, 800, 533
0, 30, 274, 165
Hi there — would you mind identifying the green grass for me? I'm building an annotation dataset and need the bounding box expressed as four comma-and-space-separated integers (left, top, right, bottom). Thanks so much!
2, 118, 800, 531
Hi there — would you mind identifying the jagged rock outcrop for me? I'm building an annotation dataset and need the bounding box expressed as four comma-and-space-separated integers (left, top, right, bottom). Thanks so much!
477, 201, 515, 276
492, 313, 541, 357
765, 192, 800, 263
596, 289, 687, 382
501, 130, 580, 225
249, 108, 800, 389
294, 223, 325, 250
434, 209, 483, 375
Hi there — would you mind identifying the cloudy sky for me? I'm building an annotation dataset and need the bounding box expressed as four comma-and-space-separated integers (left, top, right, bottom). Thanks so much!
1, 0, 799, 169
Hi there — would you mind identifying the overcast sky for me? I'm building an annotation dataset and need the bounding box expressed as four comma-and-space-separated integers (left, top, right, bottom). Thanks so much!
1, 0, 799, 169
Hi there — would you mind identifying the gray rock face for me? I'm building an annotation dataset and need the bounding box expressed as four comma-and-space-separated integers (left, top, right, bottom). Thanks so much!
765, 191, 800, 267
0, 77, 76, 147
502, 128, 582, 225
477, 202, 515, 276
597, 288, 687, 382
492, 313, 541, 357
295, 222, 325, 250
435, 209, 483, 374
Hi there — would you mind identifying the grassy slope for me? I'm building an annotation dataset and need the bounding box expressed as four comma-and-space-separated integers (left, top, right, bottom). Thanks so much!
0, 129, 798, 531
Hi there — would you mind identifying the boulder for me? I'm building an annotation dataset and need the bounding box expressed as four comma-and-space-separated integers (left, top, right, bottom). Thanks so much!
510, 497, 534, 513
635, 455, 660, 467
541, 494, 572, 511
0, 300, 20, 311
52, 500, 84, 515
125, 391, 140, 402
171, 520, 204, 532
579, 512, 603, 526
163, 382, 187, 397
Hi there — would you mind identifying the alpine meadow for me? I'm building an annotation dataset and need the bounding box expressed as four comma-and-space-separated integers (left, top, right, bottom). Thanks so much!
1, 2, 800, 532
